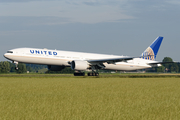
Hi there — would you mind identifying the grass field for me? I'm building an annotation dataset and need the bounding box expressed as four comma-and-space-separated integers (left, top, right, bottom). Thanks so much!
0, 76, 180, 119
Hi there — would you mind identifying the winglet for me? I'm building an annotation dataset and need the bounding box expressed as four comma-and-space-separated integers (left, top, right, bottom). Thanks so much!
141, 36, 163, 60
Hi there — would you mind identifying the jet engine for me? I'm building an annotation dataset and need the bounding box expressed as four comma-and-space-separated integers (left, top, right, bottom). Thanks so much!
71, 60, 89, 71
48, 65, 65, 71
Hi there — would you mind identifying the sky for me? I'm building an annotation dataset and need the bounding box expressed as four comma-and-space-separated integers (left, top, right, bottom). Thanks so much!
0, 0, 180, 62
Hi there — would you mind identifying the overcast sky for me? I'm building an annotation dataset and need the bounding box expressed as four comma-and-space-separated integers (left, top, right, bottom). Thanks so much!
0, 0, 180, 62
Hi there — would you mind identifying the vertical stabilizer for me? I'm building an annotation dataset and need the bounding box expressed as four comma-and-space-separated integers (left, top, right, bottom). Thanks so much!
141, 36, 163, 60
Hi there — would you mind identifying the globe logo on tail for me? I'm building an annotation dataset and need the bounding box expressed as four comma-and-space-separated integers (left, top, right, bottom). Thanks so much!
141, 47, 155, 60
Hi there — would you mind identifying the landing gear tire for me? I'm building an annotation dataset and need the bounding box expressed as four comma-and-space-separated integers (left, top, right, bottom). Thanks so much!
88, 72, 99, 76
88, 73, 92, 76
74, 72, 85, 76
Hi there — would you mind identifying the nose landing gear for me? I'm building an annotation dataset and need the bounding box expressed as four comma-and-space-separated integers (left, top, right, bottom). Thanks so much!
13, 61, 18, 70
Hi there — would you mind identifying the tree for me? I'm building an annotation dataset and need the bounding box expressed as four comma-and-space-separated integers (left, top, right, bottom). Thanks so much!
157, 66, 165, 73
0, 61, 10, 73
9, 62, 16, 72
25, 64, 47, 72
170, 63, 179, 73
16, 63, 27, 74
46, 67, 74, 74
26, 66, 33, 72
162, 57, 173, 72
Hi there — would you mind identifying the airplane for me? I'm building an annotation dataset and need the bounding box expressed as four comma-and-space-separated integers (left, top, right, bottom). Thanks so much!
4, 36, 166, 76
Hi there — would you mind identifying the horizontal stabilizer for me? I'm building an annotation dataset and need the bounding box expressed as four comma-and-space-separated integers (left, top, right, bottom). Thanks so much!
148, 61, 179, 65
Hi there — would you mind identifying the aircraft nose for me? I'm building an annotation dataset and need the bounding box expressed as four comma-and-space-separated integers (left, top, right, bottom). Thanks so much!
3, 53, 8, 58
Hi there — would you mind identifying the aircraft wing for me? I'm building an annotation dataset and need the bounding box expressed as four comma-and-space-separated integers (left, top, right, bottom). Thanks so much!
88, 56, 135, 64
88, 55, 154, 64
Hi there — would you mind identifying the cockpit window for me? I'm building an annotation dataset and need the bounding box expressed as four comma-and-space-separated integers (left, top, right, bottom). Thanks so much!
7, 51, 13, 53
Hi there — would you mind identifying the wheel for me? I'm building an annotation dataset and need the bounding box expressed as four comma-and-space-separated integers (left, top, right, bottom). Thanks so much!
88, 73, 92, 76
88, 72, 99, 76
95, 73, 99, 76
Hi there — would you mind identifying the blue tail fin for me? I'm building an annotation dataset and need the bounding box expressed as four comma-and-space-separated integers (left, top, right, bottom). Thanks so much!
141, 36, 163, 60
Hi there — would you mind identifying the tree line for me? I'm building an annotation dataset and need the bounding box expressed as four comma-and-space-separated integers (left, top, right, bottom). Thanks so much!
0, 57, 179, 74
146, 57, 180, 73
0, 61, 47, 73
0, 61, 73, 74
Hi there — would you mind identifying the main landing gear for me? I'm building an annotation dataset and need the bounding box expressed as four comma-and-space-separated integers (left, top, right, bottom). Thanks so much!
87, 72, 99, 76
74, 72, 85, 76
73, 72, 99, 76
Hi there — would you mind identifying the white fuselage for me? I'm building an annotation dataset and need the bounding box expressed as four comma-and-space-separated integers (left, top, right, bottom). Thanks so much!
4, 48, 155, 71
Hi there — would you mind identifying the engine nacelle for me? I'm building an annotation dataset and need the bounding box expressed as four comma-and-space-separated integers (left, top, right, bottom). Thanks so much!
71, 60, 89, 71
48, 65, 65, 71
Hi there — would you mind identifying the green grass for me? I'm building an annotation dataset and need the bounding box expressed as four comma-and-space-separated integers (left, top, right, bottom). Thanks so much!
1, 73, 180, 78
0, 77, 180, 120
